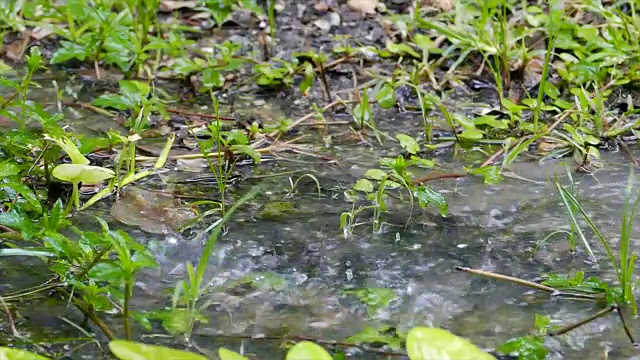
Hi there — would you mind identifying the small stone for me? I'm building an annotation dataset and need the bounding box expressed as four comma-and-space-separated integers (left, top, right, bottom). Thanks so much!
313, 18, 331, 32
348, 0, 378, 14
314, 1, 329, 12
376, 2, 387, 12
328, 12, 341, 27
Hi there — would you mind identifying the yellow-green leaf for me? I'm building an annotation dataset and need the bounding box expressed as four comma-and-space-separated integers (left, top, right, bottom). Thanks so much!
406, 327, 496, 360
218, 348, 248, 360
52, 164, 115, 184
0, 347, 50, 360
285, 341, 332, 360
109, 340, 207, 360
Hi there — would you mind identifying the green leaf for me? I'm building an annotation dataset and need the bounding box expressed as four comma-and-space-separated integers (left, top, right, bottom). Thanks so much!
345, 288, 395, 316
385, 40, 420, 58
52, 164, 115, 184
202, 68, 225, 89
0, 347, 50, 359
285, 341, 333, 360
364, 169, 387, 181
396, 134, 420, 154
51, 41, 91, 64
353, 179, 374, 193
93, 94, 131, 111
2, 182, 43, 213
470, 166, 502, 185
45, 134, 90, 165
231, 144, 262, 164
109, 340, 207, 360
0, 210, 39, 239
218, 348, 248, 360
497, 335, 547, 360
88, 262, 126, 283
346, 326, 403, 350
413, 34, 432, 49
376, 83, 396, 109
406, 327, 496, 360
299, 62, 314, 94
416, 186, 448, 216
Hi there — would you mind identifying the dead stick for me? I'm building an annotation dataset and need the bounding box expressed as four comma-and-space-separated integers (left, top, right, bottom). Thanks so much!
0, 295, 19, 337
166, 108, 236, 121
615, 305, 637, 345
455, 266, 557, 293
548, 306, 614, 336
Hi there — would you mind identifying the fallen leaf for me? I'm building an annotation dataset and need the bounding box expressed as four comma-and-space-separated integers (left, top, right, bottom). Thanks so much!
422, 0, 454, 11
5, 37, 29, 62
29, 27, 55, 40
348, 0, 378, 14
159, 0, 198, 12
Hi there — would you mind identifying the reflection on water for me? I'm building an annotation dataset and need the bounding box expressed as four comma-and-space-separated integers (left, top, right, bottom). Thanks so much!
3, 75, 640, 359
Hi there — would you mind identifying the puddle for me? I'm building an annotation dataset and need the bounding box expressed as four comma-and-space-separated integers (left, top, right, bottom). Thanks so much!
2, 73, 640, 360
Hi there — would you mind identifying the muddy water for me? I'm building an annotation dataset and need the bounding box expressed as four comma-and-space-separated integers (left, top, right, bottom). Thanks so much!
2, 77, 640, 360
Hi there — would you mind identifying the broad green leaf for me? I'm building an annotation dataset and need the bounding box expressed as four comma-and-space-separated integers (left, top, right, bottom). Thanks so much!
406, 327, 496, 360
416, 186, 448, 216
0, 161, 20, 177
386, 40, 420, 58
45, 135, 90, 165
231, 144, 262, 164
346, 326, 403, 350
93, 94, 131, 111
202, 68, 225, 89
218, 348, 248, 360
413, 34, 432, 49
353, 179, 374, 193
299, 62, 314, 94
376, 83, 396, 109
2, 182, 42, 213
0, 210, 39, 239
345, 288, 395, 316
51, 41, 91, 64
109, 340, 207, 360
396, 134, 420, 154
0, 347, 50, 359
364, 169, 387, 181
285, 341, 332, 360
52, 164, 115, 184
458, 128, 484, 140
470, 166, 502, 185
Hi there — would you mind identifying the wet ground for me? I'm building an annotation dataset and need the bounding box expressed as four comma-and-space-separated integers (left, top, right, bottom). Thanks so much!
3, 76, 640, 359
3, 1, 640, 359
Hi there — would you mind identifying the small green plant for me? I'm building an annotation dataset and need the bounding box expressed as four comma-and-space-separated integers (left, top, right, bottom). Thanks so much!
554, 167, 640, 314
497, 314, 550, 360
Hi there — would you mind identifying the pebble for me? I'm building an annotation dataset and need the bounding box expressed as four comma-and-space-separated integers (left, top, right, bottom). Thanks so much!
314, 18, 332, 32
328, 12, 341, 27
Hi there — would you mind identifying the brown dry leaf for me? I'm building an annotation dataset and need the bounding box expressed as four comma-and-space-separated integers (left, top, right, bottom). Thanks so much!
29, 27, 55, 40
5, 38, 29, 62
159, 0, 198, 12
348, 0, 378, 14
422, 0, 454, 11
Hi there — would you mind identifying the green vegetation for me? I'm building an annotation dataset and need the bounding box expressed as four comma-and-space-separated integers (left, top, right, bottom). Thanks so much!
1, 0, 640, 358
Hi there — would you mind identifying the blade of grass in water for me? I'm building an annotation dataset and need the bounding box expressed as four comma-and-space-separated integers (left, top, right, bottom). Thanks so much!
554, 180, 597, 263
